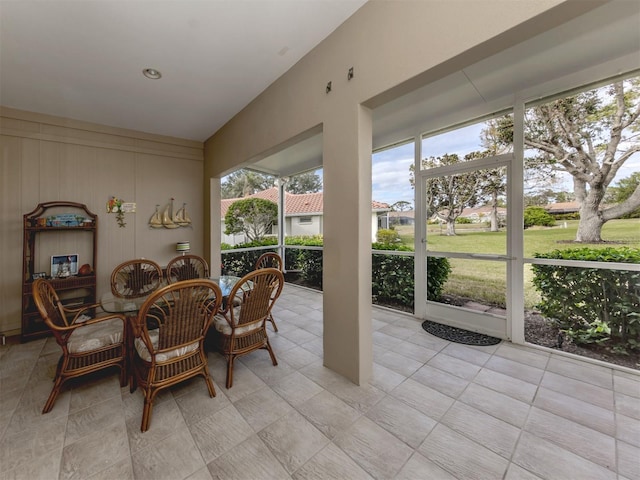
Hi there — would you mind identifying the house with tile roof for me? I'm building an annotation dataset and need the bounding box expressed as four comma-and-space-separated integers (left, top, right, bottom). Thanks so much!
221, 187, 390, 245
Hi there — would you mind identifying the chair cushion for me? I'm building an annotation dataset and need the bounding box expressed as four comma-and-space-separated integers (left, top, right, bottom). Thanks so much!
134, 328, 199, 363
212, 312, 263, 336
67, 318, 124, 354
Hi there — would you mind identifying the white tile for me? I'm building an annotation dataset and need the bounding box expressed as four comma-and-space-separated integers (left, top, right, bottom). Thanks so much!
333, 416, 414, 479
296, 390, 361, 439
258, 410, 329, 474
473, 368, 537, 403
390, 378, 454, 421
292, 443, 373, 480
484, 355, 544, 385
512, 432, 616, 480
375, 350, 423, 377
369, 363, 407, 393
442, 343, 492, 366
494, 343, 549, 369
395, 452, 458, 480
617, 440, 640, 480
324, 378, 385, 414
617, 413, 640, 447
62, 421, 131, 480
418, 423, 509, 479
366, 395, 436, 448
209, 434, 290, 480
234, 386, 294, 432
533, 387, 615, 436
441, 402, 520, 459
271, 371, 324, 406
411, 364, 469, 398
427, 353, 482, 380
546, 356, 613, 389
393, 341, 438, 363
459, 383, 530, 428
541, 370, 614, 410
190, 404, 254, 463
524, 407, 616, 470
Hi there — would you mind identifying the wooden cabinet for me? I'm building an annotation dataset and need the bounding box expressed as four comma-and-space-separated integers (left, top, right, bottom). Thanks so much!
21, 202, 98, 342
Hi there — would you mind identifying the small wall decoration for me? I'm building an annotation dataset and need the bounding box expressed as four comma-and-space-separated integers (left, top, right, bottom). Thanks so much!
149, 198, 192, 229
107, 197, 136, 227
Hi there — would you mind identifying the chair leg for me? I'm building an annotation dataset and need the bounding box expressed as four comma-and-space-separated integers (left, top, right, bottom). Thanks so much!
204, 373, 216, 398
119, 363, 127, 387
42, 376, 64, 414
226, 355, 235, 389
140, 392, 153, 432
268, 314, 278, 332
202, 359, 216, 397
265, 338, 278, 366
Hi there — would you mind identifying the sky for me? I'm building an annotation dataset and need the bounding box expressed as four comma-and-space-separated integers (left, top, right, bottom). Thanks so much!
371, 122, 639, 208
371, 123, 486, 207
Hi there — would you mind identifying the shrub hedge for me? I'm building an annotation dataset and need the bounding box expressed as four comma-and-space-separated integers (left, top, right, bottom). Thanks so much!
524, 206, 556, 228
221, 235, 451, 312
532, 246, 640, 354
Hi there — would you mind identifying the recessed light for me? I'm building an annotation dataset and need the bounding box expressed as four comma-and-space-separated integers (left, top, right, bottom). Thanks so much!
143, 68, 162, 79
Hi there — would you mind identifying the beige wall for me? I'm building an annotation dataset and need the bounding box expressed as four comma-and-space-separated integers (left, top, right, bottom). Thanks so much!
0, 107, 204, 336
203, 0, 605, 383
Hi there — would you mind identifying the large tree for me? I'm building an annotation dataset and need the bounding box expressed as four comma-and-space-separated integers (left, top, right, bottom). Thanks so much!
415, 154, 483, 235
221, 170, 274, 199
604, 172, 640, 218
490, 77, 640, 242
391, 200, 412, 212
224, 198, 277, 242
287, 171, 322, 194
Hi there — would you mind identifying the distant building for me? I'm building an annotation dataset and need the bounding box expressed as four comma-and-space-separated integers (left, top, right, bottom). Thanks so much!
544, 201, 580, 216
429, 206, 507, 223
221, 188, 390, 245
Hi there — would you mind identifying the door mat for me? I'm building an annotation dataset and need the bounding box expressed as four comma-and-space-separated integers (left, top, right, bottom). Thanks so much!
422, 320, 501, 346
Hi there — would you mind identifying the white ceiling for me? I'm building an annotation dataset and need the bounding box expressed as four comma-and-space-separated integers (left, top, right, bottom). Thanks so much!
2, 1, 639, 178
0, 0, 367, 142
251, 0, 640, 175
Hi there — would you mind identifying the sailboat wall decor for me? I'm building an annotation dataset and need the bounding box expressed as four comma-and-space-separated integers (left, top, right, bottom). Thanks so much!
149, 198, 193, 229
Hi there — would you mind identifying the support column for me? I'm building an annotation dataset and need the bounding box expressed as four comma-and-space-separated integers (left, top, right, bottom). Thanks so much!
322, 105, 373, 385
210, 177, 222, 277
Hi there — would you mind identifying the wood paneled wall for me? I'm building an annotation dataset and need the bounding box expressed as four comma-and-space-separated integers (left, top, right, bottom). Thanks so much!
0, 107, 204, 337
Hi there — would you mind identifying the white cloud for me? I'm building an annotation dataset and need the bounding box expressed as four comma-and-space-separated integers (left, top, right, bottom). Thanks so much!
372, 146, 414, 206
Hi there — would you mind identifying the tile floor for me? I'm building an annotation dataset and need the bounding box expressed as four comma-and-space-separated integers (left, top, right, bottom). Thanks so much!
1, 284, 639, 480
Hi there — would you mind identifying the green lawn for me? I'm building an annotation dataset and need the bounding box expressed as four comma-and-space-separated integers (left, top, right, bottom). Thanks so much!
398, 219, 640, 308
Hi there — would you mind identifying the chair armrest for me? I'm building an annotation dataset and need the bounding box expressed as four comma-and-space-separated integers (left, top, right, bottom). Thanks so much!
62, 302, 102, 324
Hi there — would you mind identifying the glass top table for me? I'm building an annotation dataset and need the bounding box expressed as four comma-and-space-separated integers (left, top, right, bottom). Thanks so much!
100, 275, 240, 314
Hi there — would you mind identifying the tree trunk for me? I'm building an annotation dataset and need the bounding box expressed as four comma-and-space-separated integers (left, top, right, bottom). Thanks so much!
490, 192, 499, 232
576, 205, 605, 242
446, 220, 456, 236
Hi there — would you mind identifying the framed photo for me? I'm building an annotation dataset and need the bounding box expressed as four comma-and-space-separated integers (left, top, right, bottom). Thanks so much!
51, 254, 79, 278
32, 272, 47, 280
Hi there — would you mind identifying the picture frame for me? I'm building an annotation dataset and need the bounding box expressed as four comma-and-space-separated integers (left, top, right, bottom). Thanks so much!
51, 254, 79, 278
31, 272, 47, 280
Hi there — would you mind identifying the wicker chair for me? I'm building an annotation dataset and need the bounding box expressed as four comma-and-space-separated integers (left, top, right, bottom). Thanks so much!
254, 252, 283, 332
130, 279, 222, 431
31, 278, 127, 414
166, 254, 209, 284
110, 259, 163, 299
211, 268, 284, 388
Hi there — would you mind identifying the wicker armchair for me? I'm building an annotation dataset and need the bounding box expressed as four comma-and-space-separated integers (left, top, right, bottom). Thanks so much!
130, 279, 222, 431
254, 252, 283, 331
211, 268, 284, 388
110, 259, 163, 298
31, 279, 127, 414
166, 254, 209, 284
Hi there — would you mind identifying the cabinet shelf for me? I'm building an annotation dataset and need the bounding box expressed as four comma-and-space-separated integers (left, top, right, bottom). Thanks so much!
21, 202, 98, 342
